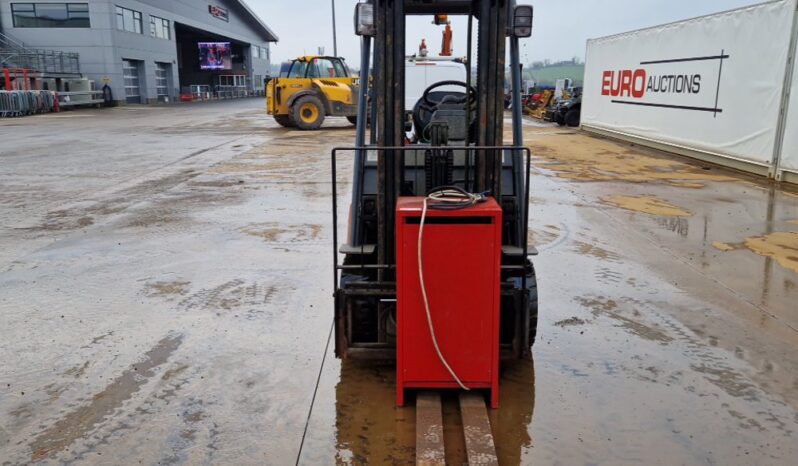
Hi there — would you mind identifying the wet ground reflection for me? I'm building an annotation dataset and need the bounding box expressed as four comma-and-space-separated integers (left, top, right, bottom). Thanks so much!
297, 356, 537, 465
489, 361, 536, 464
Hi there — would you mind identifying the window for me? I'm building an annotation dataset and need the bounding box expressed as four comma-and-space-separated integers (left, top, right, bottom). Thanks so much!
150, 15, 169, 40
287, 61, 307, 78
332, 59, 347, 77
115, 6, 141, 34
11, 3, 90, 28
122, 59, 141, 103
252, 46, 268, 60
155, 62, 169, 98
309, 58, 347, 78
218, 75, 245, 87
278, 61, 290, 77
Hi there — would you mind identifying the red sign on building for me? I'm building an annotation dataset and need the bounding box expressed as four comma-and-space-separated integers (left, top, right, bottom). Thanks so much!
208, 5, 229, 22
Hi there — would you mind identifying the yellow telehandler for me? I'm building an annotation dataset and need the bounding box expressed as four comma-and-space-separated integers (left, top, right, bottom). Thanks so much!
266, 56, 359, 130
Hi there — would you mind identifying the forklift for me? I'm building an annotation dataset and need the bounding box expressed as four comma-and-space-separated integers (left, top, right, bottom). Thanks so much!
330, 0, 536, 405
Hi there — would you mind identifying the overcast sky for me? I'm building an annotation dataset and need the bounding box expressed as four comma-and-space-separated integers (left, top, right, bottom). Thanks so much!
247, 0, 761, 68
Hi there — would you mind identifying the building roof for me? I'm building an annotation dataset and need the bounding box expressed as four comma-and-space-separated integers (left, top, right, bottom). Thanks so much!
235, 0, 279, 42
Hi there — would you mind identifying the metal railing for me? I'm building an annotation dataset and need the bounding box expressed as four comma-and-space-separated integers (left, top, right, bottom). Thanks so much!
1, 89, 107, 117
184, 85, 265, 101
58, 90, 104, 107
0, 90, 57, 117
0, 31, 80, 75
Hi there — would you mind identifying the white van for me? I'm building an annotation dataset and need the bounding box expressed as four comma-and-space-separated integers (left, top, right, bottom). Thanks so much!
405, 59, 468, 111
405, 58, 469, 141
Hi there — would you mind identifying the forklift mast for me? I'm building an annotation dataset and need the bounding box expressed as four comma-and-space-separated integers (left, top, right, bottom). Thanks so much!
332, 0, 536, 360
371, 0, 508, 271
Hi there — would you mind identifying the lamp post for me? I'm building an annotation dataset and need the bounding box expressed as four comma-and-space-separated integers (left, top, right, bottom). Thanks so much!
331, 0, 338, 56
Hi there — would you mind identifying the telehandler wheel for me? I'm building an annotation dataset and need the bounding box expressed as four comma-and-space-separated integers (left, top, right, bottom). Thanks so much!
291, 95, 325, 130
273, 114, 294, 128
346, 115, 357, 125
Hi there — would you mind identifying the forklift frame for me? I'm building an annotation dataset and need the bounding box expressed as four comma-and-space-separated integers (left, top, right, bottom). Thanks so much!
333, 0, 536, 360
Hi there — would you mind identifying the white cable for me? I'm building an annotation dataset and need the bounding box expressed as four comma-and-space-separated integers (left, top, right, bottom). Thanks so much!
417, 189, 483, 391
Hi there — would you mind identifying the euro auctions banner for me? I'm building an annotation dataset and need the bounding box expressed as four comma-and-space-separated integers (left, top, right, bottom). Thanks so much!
780, 36, 798, 174
582, 0, 797, 167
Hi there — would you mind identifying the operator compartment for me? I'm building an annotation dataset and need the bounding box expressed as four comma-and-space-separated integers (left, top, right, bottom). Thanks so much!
405, 58, 477, 145
396, 196, 502, 408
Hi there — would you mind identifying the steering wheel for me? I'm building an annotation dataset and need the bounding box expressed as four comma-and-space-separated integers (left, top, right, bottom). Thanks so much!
420, 80, 477, 109
412, 80, 477, 143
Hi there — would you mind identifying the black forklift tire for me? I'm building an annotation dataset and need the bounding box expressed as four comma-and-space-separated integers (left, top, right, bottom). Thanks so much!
346, 115, 357, 125
555, 113, 566, 126
565, 108, 580, 127
291, 95, 325, 130
527, 265, 539, 349
274, 114, 294, 128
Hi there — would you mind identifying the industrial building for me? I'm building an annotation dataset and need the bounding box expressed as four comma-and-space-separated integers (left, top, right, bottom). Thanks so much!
0, 0, 277, 103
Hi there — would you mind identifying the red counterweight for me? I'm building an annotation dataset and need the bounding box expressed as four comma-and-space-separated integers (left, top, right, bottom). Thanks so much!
396, 196, 502, 408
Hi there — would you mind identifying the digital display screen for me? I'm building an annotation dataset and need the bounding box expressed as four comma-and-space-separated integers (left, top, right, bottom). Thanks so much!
198, 42, 232, 70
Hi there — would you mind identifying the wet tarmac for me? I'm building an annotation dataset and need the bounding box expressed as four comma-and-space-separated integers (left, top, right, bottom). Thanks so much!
1, 99, 797, 465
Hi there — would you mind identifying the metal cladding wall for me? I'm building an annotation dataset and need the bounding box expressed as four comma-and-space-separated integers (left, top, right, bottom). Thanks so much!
581, 0, 797, 177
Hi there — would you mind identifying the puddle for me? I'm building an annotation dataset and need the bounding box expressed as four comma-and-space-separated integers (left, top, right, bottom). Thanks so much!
577, 295, 674, 344
603, 310, 674, 343
301, 359, 537, 465
331, 362, 415, 464
602, 195, 691, 217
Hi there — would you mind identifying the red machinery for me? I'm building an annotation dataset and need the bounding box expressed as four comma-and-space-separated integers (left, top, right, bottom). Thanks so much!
396, 196, 502, 408
440, 24, 453, 56
2, 68, 36, 91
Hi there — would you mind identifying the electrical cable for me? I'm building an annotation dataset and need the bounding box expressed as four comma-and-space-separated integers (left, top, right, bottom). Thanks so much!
417, 186, 488, 391
295, 318, 334, 466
